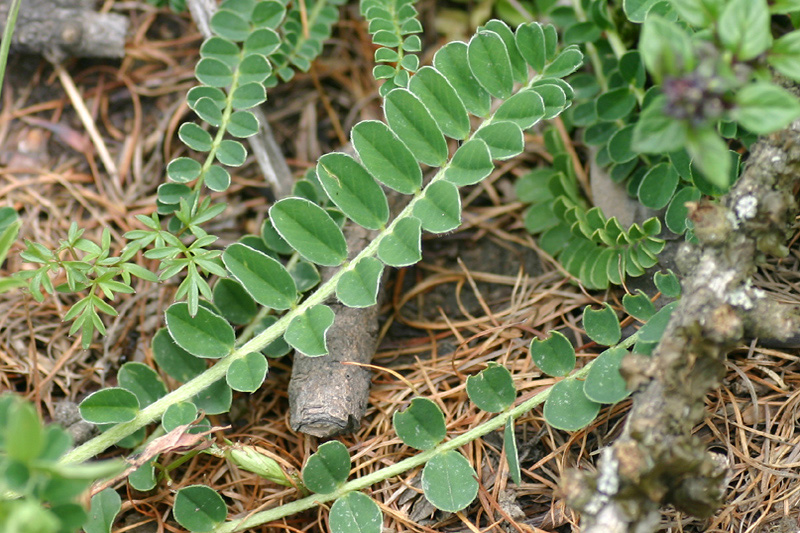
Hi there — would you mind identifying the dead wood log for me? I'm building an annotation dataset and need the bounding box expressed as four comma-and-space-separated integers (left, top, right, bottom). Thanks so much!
0, 0, 128, 62
564, 103, 800, 531
287, 223, 387, 437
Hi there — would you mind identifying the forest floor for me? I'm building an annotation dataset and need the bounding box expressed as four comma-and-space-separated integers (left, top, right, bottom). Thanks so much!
2, 2, 800, 532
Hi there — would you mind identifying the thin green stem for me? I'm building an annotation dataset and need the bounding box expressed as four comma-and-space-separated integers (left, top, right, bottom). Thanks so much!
215, 362, 596, 532
0, 0, 21, 99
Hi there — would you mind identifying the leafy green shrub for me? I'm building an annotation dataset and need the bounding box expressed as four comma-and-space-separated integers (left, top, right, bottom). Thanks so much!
3, 0, 800, 531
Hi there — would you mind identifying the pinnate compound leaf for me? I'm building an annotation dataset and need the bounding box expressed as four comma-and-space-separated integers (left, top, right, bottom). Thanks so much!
351, 120, 421, 194
494, 90, 545, 130
83, 488, 121, 533
285, 304, 335, 356
468, 30, 513, 99
443, 138, 494, 186
302, 440, 350, 494
162, 402, 197, 432
530, 331, 575, 377
80, 388, 139, 424
152, 328, 207, 382
270, 198, 347, 266
378, 217, 422, 267
475, 121, 524, 160
413, 180, 461, 234
330, 492, 383, 533
504, 418, 521, 484
433, 41, 491, 117
421, 451, 478, 512
222, 243, 297, 310
317, 153, 390, 230
584, 347, 630, 404
466, 362, 516, 413
336, 257, 384, 308
543, 379, 601, 431
165, 302, 235, 358
384, 88, 448, 166
582, 303, 621, 346
226, 352, 268, 393
117, 362, 168, 408
637, 301, 679, 343
173, 485, 227, 532
408, 66, 470, 140
733, 82, 800, 134
393, 397, 446, 450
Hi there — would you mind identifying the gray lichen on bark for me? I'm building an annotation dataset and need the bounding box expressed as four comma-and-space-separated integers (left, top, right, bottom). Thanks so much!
565, 116, 800, 531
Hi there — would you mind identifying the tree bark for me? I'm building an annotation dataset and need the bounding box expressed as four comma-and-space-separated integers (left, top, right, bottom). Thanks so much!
565, 109, 800, 531
0, 0, 128, 61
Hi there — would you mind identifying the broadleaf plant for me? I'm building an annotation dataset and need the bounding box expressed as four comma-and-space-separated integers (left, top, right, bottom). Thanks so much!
6, 0, 797, 531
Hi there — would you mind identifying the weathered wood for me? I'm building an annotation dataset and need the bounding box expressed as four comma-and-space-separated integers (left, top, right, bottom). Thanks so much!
0, 0, 128, 61
288, 223, 384, 437
565, 93, 800, 531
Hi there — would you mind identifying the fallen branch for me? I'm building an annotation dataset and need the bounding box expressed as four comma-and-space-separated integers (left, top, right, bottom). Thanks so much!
0, 0, 128, 61
565, 110, 800, 530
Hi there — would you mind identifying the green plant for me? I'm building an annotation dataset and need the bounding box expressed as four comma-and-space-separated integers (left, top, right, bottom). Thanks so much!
5, 0, 800, 531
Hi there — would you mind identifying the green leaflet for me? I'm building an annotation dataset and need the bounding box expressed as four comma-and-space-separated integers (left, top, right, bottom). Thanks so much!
584, 347, 630, 404
412, 180, 461, 234
468, 30, 514, 99
336, 257, 384, 308
393, 397, 446, 451
302, 440, 350, 494
329, 492, 383, 533
165, 302, 235, 359
117, 362, 168, 408
173, 485, 227, 532
408, 66, 470, 140
226, 352, 268, 393
515, 22, 546, 72
474, 121, 525, 160
351, 120, 422, 194
466, 363, 516, 413
285, 304, 335, 357
483, 19, 528, 83
79, 388, 139, 425
543, 379, 601, 431
443, 139, 494, 186
317, 153, 390, 230
384, 88, 448, 166
494, 90, 546, 130
222, 243, 297, 310
433, 41, 492, 117
377, 217, 422, 267
270, 198, 348, 266
421, 451, 478, 512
